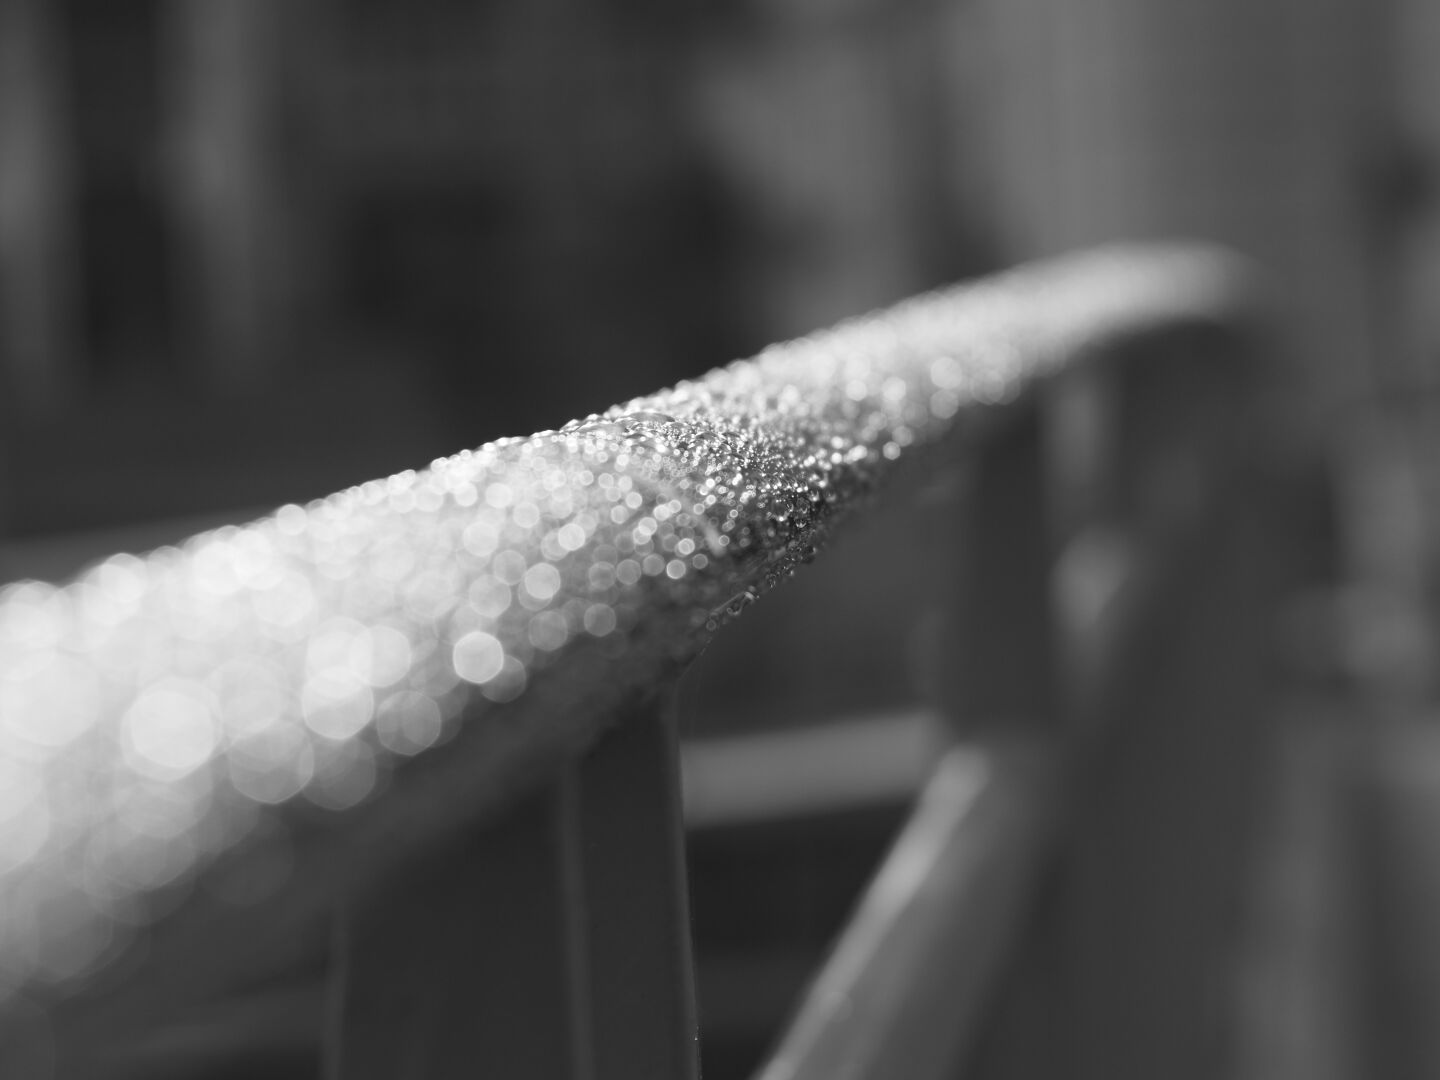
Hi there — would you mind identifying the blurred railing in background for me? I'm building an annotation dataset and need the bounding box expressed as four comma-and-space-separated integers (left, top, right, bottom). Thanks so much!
0, 246, 1317, 1079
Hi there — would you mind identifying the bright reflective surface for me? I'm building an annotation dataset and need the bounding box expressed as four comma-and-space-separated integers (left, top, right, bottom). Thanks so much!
0, 246, 1243, 1000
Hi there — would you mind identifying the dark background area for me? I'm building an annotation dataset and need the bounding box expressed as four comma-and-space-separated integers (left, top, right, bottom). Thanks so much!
0, 0, 993, 546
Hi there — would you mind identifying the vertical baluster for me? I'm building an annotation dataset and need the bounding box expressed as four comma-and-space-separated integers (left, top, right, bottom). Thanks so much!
325, 772, 592, 1079
325, 688, 698, 1080
1063, 325, 1270, 1080
942, 394, 1074, 1080
944, 400, 1058, 736
574, 689, 701, 1080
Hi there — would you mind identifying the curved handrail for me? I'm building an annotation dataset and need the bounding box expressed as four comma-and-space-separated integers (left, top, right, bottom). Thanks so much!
0, 245, 1257, 1019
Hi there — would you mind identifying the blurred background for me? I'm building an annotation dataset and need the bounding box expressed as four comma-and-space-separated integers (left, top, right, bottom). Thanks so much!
1, 0, 1435, 560
0, 0, 993, 553
5, 0, 1440, 1077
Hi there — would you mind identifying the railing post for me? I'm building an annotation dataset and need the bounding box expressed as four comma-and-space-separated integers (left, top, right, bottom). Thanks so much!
940, 393, 1074, 1080
945, 400, 1058, 736
325, 769, 593, 1078
325, 688, 699, 1080
574, 689, 700, 1080
1060, 323, 1273, 1080
949, 322, 1268, 1080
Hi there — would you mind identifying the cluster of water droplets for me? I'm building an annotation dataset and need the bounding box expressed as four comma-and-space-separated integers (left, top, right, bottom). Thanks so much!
0, 246, 1244, 1001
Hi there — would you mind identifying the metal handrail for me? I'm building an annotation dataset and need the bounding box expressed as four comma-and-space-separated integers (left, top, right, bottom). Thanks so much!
0, 245, 1261, 1074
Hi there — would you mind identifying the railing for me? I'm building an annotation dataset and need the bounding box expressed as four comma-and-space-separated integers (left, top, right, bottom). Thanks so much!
0, 245, 1289, 1079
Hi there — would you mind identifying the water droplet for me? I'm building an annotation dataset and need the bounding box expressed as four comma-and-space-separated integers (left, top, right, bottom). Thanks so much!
620, 411, 677, 427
